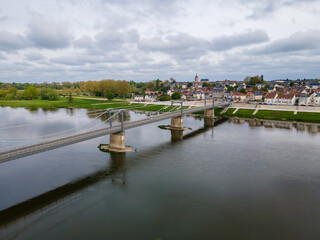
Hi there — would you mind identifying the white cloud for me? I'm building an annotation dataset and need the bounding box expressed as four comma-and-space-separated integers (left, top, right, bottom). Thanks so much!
0, 0, 319, 82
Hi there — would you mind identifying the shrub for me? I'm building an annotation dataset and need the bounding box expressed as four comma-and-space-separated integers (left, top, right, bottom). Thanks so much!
40, 88, 59, 101
171, 91, 181, 100
5, 93, 13, 100
23, 86, 38, 100
0, 89, 6, 98
159, 94, 171, 101
106, 92, 114, 100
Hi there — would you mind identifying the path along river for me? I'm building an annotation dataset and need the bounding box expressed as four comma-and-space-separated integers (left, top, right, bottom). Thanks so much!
0, 107, 320, 240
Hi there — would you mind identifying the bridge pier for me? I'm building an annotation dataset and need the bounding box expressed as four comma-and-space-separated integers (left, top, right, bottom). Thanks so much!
101, 131, 132, 153
204, 109, 214, 118
171, 117, 184, 129
203, 109, 215, 127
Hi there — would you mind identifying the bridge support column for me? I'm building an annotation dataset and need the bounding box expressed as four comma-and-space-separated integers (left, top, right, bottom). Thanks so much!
101, 131, 132, 153
204, 109, 214, 127
171, 117, 183, 129
204, 109, 214, 118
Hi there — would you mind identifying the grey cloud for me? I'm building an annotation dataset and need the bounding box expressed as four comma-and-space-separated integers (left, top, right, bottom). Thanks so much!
0, 52, 7, 60
222, 54, 320, 80
251, 30, 320, 54
248, 2, 277, 19
27, 19, 73, 49
0, 16, 8, 21
74, 35, 93, 49
0, 31, 30, 51
25, 52, 45, 61
139, 32, 208, 59
51, 53, 129, 66
101, 0, 181, 16
226, 0, 319, 19
74, 29, 139, 55
210, 29, 269, 51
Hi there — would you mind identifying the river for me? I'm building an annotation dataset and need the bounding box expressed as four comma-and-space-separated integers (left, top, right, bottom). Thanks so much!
0, 107, 320, 240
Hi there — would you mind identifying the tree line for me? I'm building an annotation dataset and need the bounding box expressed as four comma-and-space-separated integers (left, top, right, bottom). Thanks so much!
0, 79, 132, 101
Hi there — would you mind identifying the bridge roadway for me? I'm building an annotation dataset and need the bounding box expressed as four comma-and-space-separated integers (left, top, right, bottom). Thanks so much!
0, 104, 226, 163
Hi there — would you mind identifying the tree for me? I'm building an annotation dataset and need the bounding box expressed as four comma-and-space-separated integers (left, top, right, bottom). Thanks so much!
244, 75, 264, 86
23, 86, 38, 100
171, 91, 181, 100
159, 94, 171, 101
244, 76, 251, 82
0, 89, 6, 98
240, 88, 247, 94
226, 85, 234, 92
40, 88, 59, 101
8, 87, 17, 96
116, 80, 131, 98
202, 82, 212, 88
5, 93, 13, 100
106, 92, 114, 100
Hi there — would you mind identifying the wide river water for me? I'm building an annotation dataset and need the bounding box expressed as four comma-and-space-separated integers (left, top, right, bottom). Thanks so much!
0, 107, 320, 240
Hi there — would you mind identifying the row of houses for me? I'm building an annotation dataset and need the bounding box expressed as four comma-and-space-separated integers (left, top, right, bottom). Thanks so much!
265, 92, 320, 106
133, 79, 320, 106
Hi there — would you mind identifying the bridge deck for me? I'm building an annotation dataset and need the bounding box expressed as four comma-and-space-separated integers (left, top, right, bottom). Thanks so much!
0, 104, 227, 163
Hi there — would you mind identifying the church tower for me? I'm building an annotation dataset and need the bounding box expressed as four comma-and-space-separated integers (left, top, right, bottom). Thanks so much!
195, 74, 199, 83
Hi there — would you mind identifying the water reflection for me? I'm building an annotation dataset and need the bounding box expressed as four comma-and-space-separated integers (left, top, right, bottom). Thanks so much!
231, 117, 320, 134
110, 153, 127, 187
0, 124, 215, 229
26, 107, 39, 114
204, 118, 215, 127
171, 130, 183, 141
0, 153, 127, 228
66, 108, 75, 116
42, 108, 59, 114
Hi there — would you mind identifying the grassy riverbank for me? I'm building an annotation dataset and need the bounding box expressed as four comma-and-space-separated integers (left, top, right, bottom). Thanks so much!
0, 98, 176, 112
194, 108, 224, 116
223, 108, 320, 123
2, 98, 320, 123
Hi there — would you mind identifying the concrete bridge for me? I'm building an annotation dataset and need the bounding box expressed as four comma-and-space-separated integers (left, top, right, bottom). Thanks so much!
0, 103, 228, 163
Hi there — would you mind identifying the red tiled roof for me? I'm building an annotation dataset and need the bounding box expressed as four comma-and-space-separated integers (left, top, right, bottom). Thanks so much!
233, 92, 246, 96
277, 93, 295, 99
265, 92, 277, 99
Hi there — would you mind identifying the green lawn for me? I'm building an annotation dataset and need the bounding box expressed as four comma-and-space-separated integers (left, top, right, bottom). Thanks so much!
224, 108, 255, 117
2, 98, 320, 123
254, 110, 295, 121
222, 108, 320, 123
0, 98, 173, 112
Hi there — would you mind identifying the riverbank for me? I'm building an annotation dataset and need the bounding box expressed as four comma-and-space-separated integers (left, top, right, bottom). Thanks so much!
2, 98, 320, 123
223, 108, 320, 123
0, 98, 171, 112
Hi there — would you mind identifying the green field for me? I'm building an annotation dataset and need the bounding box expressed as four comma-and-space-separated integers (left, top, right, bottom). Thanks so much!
224, 108, 320, 123
2, 98, 320, 123
0, 98, 176, 112
194, 108, 224, 116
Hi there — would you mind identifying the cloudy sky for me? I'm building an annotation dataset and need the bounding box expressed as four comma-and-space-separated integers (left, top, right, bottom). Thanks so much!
0, 0, 319, 83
